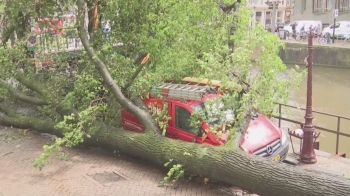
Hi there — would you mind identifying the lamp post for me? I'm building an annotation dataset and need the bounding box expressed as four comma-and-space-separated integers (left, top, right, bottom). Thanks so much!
300, 28, 317, 164
265, 1, 280, 33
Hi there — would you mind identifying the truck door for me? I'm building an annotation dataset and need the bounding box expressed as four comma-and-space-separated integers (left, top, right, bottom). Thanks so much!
166, 104, 199, 142
164, 102, 174, 138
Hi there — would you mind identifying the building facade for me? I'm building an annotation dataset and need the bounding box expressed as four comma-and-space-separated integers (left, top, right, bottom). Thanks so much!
291, 0, 350, 26
249, 0, 292, 27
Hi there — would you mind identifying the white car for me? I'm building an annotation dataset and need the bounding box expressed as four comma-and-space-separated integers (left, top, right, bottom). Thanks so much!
322, 21, 350, 38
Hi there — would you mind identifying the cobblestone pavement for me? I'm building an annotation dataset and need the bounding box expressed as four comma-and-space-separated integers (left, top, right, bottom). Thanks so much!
0, 126, 252, 196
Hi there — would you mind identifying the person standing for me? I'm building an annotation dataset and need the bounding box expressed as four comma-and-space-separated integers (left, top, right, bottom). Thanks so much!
316, 24, 322, 36
291, 22, 296, 39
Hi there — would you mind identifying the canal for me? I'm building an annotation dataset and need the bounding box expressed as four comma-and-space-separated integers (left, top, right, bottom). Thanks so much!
283, 64, 350, 156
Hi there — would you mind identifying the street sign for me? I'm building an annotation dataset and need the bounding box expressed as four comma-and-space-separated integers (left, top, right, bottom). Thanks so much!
332, 9, 338, 43
333, 9, 339, 18
27, 34, 38, 51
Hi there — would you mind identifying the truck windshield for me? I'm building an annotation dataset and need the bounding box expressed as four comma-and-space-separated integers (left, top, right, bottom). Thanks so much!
192, 100, 234, 126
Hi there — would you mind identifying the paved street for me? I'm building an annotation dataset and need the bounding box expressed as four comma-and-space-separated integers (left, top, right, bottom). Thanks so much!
0, 126, 249, 196
283, 38, 350, 48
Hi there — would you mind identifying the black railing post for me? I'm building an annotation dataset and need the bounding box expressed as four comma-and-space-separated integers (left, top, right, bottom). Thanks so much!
336, 117, 341, 154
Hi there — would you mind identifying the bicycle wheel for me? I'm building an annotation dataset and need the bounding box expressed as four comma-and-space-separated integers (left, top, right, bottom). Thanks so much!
319, 38, 327, 44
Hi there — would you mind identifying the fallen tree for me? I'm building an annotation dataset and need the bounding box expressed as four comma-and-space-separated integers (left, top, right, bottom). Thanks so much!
1, 112, 350, 196
2, 0, 349, 196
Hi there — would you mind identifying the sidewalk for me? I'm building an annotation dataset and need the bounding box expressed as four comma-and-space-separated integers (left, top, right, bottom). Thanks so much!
0, 126, 253, 196
284, 132, 350, 178
282, 39, 350, 48
1, 126, 349, 196
287, 148, 350, 178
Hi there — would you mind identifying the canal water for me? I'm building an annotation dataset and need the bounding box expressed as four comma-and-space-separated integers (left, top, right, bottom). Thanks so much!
284, 64, 350, 156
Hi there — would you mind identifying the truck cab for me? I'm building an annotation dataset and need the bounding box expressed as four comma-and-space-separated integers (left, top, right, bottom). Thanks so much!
122, 78, 289, 162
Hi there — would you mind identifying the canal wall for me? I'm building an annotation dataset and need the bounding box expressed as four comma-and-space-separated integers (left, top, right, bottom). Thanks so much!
279, 42, 350, 68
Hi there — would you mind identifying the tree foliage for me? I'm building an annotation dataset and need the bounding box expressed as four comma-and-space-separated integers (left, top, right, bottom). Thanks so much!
0, 0, 304, 171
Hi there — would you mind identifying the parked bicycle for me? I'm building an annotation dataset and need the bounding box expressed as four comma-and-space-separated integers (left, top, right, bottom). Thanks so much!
318, 33, 331, 44
286, 31, 298, 40
296, 30, 308, 41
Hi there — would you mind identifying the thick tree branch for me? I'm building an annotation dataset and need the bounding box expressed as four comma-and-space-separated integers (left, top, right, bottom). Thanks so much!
55, 104, 78, 118
231, 72, 250, 92
15, 74, 46, 98
1, 25, 15, 46
123, 59, 148, 91
1, 74, 76, 118
0, 114, 62, 135
76, 0, 160, 135
1, 74, 77, 118
0, 104, 16, 117
215, 0, 239, 13
0, 79, 48, 106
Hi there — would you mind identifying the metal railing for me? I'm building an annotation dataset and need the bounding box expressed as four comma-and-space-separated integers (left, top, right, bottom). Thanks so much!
31, 30, 122, 53
35, 30, 83, 53
274, 103, 350, 156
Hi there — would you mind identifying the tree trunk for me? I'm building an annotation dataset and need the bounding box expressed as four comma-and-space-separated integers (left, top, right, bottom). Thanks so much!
1, 113, 349, 196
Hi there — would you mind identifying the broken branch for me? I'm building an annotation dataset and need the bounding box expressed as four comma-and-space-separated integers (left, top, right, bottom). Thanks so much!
123, 53, 150, 91
15, 74, 46, 98
0, 78, 48, 106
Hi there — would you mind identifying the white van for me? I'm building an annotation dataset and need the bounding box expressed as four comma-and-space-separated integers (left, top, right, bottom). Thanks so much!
283, 20, 323, 34
322, 21, 350, 38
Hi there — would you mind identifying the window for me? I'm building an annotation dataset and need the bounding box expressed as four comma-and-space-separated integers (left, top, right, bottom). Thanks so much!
255, 12, 262, 23
286, 0, 291, 6
249, 0, 258, 5
285, 11, 291, 24
302, 0, 307, 11
339, 0, 350, 12
265, 11, 271, 25
175, 106, 197, 135
330, 23, 341, 28
313, 0, 332, 13
277, 11, 283, 23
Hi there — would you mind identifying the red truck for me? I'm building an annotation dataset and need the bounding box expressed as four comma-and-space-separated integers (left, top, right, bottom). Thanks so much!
122, 77, 289, 162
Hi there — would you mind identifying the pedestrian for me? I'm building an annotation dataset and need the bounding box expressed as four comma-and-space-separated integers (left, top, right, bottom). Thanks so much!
292, 22, 296, 39
316, 24, 322, 37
